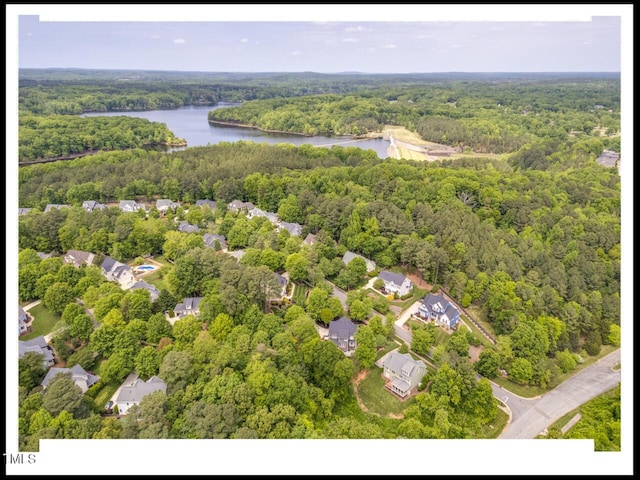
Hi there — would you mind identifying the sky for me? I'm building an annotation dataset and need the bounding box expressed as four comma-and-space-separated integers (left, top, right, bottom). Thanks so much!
5, 4, 634, 476
10, 5, 629, 73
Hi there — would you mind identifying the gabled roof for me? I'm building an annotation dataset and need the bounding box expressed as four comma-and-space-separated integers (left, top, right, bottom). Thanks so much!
280, 221, 303, 236
82, 200, 106, 211
177, 221, 200, 233
19, 305, 28, 322
115, 376, 166, 403
119, 200, 142, 211
101, 256, 116, 272
44, 204, 70, 213
18, 336, 54, 363
64, 250, 95, 267
130, 280, 161, 302
41, 364, 100, 393
274, 273, 288, 286
421, 293, 459, 318
303, 233, 317, 245
18, 208, 33, 216
378, 270, 407, 287
156, 199, 179, 209
328, 317, 358, 340
342, 251, 376, 272
203, 233, 227, 249
382, 352, 425, 378
174, 297, 203, 315
195, 199, 216, 209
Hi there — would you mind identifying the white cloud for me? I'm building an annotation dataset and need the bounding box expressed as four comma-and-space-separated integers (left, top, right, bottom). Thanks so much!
291, 50, 300, 55
344, 25, 370, 33
450, 44, 462, 49
26, 32, 32, 36
380, 43, 396, 49
173, 38, 186, 44
342, 37, 359, 43
241, 38, 248, 43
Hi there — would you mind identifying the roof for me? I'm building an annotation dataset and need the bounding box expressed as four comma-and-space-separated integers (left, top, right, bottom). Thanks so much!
18, 336, 54, 363
280, 221, 303, 236
19, 305, 28, 321
274, 273, 288, 286
378, 270, 407, 287
203, 233, 227, 248
41, 364, 100, 393
342, 251, 376, 271
174, 297, 203, 314
37, 252, 53, 260
82, 200, 106, 211
177, 221, 200, 233
115, 376, 166, 404
595, 149, 620, 168
64, 249, 95, 267
130, 280, 161, 301
303, 233, 317, 245
156, 199, 179, 209
329, 317, 358, 340
195, 199, 216, 209
228, 250, 246, 260
421, 293, 459, 318
383, 352, 425, 378
119, 200, 141, 211
44, 204, 70, 213
391, 377, 412, 394
18, 208, 32, 215
101, 256, 116, 272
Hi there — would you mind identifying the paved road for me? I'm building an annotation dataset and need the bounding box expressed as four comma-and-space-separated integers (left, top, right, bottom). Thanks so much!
330, 283, 348, 308
497, 349, 621, 439
393, 301, 420, 345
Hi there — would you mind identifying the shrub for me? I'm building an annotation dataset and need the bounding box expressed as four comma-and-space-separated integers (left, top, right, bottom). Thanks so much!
400, 292, 413, 300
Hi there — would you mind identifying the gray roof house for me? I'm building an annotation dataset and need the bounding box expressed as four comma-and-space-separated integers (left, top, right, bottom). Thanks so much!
41, 364, 99, 393
342, 251, 376, 273
303, 233, 317, 246
177, 221, 200, 233
382, 352, 426, 398
269, 273, 289, 301
19, 336, 55, 368
174, 297, 203, 319
119, 200, 144, 213
156, 199, 180, 212
101, 257, 135, 289
227, 250, 246, 261
247, 207, 279, 225
195, 199, 216, 210
82, 200, 107, 212
18, 208, 33, 216
279, 221, 303, 237
64, 249, 96, 268
328, 317, 358, 353
37, 252, 53, 260
115, 376, 167, 415
44, 204, 71, 213
595, 149, 620, 169
203, 233, 228, 251
227, 200, 255, 213
19, 306, 30, 335
129, 280, 161, 302
417, 293, 460, 329
378, 271, 413, 297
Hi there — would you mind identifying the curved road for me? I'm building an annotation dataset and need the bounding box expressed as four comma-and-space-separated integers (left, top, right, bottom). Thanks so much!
495, 349, 621, 439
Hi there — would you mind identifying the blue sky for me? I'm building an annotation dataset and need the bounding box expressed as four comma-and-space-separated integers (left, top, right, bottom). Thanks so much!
11, 5, 628, 73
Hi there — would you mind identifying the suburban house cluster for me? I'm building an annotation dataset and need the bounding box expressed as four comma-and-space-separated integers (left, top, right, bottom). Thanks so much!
229, 200, 304, 238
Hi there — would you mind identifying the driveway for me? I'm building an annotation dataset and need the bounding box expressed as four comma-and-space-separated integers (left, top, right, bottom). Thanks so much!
328, 282, 348, 308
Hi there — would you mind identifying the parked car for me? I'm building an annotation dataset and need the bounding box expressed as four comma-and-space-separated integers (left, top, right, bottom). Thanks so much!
104, 400, 114, 412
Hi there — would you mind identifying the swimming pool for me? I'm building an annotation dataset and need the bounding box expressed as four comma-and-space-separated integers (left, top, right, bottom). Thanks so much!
136, 265, 157, 272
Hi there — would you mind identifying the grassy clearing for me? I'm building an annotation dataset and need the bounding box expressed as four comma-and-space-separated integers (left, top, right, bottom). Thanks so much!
357, 366, 415, 416
292, 283, 309, 306
143, 267, 172, 292
395, 147, 428, 162
463, 305, 497, 338
93, 382, 120, 410
383, 126, 434, 146
459, 314, 493, 348
21, 304, 60, 340
480, 409, 510, 439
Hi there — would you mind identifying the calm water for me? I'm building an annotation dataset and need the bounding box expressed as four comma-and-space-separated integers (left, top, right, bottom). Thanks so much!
82, 105, 391, 158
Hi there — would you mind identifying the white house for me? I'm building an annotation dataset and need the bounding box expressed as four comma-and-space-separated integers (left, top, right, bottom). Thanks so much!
82, 200, 106, 212
417, 293, 461, 329
41, 364, 99, 393
18, 306, 30, 335
227, 200, 255, 213
101, 257, 136, 289
279, 221, 303, 237
247, 207, 279, 225
119, 200, 144, 213
19, 336, 55, 368
382, 352, 426, 398
156, 199, 180, 213
342, 251, 376, 273
64, 250, 96, 268
328, 317, 358, 353
377, 270, 413, 297
115, 376, 167, 415
203, 233, 228, 251
174, 297, 203, 319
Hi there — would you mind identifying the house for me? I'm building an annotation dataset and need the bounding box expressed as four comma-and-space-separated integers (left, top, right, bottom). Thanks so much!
101, 257, 135, 289
18, 336, 55, 368
227, 250, 246, 261
269, 273, 289, 302
82, 200, 106, 212
177, 221, 200, 233
342, 251, 376, 273
378, 271, 413, 297
37, 252, 53, 260
174, 297, 203, 319
41, 364, 99, 393
203, 233, 228, 251
279, 221, 303, 237
156, 199, 180, 213
44, 204, 70, 213
119, 200, 144, 213
18, 208, 32, 216
227, 200, 255, 213
64, 249, 96, 268
328, 317, 358, 353
129, 280, 161, 302
19, 306, 30, 335
595, 149, 620, 169
303, 233, 317, 246
417, 293, 461, 329
382, 352, 426, 398
114, 376, 167, 415
195, 199, 216, 210
247, 207, 279, 225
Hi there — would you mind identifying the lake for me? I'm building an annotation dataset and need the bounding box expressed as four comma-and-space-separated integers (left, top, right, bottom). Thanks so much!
82, 105, 391, 158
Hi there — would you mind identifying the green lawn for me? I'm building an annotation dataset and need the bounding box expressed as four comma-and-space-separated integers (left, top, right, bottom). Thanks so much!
93, 382, 120, 410
20, 304, 60, 340
480, 408, 510, 439
357, 366, 416, 416
459, 314, 493, 348
143, 267, 172, 292
292, 283, 309, 306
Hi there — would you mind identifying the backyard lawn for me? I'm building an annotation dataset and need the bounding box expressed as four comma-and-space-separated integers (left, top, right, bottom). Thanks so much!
357, 366, 416, 417
20, 304, 60, 340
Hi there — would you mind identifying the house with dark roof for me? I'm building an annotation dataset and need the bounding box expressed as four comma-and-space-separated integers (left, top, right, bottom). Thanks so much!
64, 249, 96, 268
129, 280, 161, 302
18, 208, 32, 216
177, 221, 200, 233
279, 221, 303, 237
342, 251, 376, 273
82, 200, 107, 212
115, 376, 167, 415
378, 270, 413, 297
101, 257, 135, 289
19, 336, 55, 368
174, 297, 203, 319
41, 364, 99, 393
44, 204, 71, 213
119, 200, 144, 213
195, 199, 216, 210
382, 352, 426, 398
328, 317, 358, 353
203, 233, 228, 251
156, 199, 179, 213
417, 293, 460, 329
19, 306, 31, 335
227, 200, 254, 213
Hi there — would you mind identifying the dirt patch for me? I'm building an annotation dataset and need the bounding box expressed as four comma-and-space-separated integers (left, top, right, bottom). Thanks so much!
469, 344, 484, 363
407, 274, 432, 291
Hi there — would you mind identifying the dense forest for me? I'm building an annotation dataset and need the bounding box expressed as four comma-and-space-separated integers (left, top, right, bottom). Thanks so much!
17, 70, 621, 447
